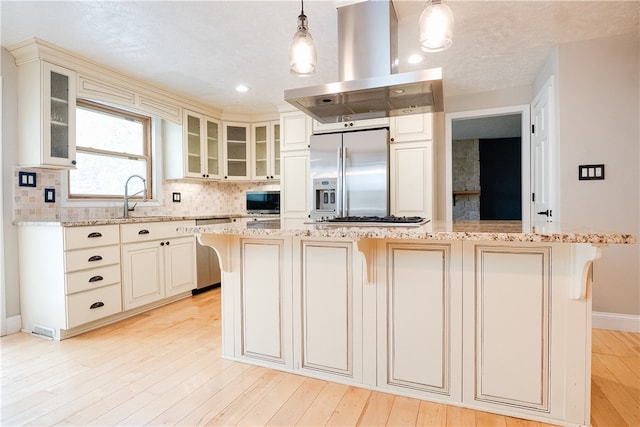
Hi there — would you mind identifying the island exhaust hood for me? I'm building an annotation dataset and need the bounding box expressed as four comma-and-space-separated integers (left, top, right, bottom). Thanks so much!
284, 0, 444, 124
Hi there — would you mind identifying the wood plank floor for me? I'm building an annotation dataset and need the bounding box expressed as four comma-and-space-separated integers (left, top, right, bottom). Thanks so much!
2, 288, 638, 426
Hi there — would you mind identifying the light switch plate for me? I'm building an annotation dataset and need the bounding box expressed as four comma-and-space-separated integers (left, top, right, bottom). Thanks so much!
579, 164, 605, 180
172, 192, 181, 202
19, 171, 37, 187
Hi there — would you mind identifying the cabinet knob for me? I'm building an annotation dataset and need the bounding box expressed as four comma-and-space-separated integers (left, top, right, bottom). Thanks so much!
390, 137, 395, 142
71, 160, 77, 165
160, 242, 165, 246
166, 241, 170, 245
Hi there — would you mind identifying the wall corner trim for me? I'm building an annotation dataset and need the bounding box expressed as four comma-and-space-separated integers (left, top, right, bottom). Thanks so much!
592, 311, 640, 333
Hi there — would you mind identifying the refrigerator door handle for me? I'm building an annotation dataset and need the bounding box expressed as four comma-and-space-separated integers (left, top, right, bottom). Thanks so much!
341, 146, 347, 217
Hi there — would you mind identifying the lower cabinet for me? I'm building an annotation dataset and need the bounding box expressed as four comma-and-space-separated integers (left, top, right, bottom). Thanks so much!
376, 241, 462, 402
218, 236, 590, 426
122, 236, 196, 310
238, 238, 291, 366
296, 239, 362, 382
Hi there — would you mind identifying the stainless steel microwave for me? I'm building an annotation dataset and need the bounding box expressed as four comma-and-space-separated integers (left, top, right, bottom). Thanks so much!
246, 191, 280, 214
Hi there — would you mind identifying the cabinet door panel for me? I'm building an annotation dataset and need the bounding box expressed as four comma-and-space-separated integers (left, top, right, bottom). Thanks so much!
469, 246, 550, 411
301, 242, 352, 375
390, 141, 432, 219
241, 240, 284, 362
122, 242, 163, 310
165, 237, 196, 297
386, 244, 450, 393
281, 151, 309, 218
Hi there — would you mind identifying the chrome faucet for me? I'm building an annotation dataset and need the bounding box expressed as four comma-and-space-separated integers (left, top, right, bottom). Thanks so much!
123, 174, 147, 218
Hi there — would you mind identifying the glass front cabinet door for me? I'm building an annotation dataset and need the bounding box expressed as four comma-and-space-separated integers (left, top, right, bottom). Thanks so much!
16, 60, 77, 168
223, 122, 250, 181
251, 120, 280, 181
183, 111, 222, 180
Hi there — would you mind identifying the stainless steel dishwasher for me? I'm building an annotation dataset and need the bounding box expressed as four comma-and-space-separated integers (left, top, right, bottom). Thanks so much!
193, 217, 230, 294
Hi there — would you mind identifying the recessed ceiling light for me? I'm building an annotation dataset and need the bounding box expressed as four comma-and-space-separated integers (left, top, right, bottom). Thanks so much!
408, 54, 423, 64
236, 84, 249, 92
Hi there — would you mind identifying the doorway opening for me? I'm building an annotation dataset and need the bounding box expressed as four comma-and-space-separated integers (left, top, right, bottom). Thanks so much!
445, 106, 531, 222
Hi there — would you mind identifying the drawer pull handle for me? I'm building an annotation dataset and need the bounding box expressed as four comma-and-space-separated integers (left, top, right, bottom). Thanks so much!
87, 232, 102, 238
88, 255, 103, 262
89, 302, 104, 309
138, 229, 150, 235
89, 275, 103, 283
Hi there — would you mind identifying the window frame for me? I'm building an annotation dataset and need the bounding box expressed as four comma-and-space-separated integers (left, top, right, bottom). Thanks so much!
70, 99, 153, 200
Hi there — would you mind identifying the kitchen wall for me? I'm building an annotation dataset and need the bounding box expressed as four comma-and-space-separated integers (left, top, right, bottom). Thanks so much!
553, 33, 639, 318
2, 47, 20, 330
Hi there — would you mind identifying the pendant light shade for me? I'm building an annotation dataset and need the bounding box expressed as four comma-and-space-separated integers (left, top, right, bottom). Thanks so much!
419, 0, 454, 52
289, 0, 317, 75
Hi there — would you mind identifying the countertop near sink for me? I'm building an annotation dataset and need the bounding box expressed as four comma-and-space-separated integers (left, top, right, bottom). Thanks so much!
15, 213, 279, 227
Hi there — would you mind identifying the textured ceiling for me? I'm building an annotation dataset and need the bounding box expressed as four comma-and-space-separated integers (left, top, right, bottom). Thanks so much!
1, 1, 638, 116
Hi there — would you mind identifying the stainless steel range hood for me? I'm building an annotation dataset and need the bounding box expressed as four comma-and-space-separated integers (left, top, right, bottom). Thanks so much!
284, 0, 444, 124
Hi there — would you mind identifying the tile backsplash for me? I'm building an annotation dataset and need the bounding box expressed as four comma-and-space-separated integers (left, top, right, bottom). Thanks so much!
13, 167, 279, 222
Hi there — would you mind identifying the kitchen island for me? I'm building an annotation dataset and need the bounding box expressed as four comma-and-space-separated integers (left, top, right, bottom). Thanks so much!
180, 219, 634, 427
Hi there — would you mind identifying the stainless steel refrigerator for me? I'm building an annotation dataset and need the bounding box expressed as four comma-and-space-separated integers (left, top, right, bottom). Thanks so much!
310, 128, 389, 220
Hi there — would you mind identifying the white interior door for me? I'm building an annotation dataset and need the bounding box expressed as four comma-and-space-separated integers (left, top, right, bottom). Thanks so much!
531, 77, 557, 223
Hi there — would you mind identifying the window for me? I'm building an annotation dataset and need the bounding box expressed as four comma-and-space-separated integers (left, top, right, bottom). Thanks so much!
70, 100, 152, 199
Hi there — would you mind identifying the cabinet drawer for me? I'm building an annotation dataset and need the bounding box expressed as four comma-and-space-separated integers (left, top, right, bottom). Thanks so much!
65, 245, 120, 272
66, 284, 122, 328
120, 220, 194, 243
65, 264, 121, 295
64, 225, 120, 250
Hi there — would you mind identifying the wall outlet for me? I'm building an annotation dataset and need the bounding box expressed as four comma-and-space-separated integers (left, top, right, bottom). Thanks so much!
172, 192, 181, 202
44, 188, 56, 203
579, 164, 605, 180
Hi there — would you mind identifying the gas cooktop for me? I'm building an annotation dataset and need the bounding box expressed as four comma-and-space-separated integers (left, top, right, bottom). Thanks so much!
315, 216, 429, 227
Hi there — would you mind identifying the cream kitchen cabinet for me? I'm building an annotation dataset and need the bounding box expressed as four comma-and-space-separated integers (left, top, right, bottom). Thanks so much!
16, 61, 77, 168
18, 224, 122, 340
280, 111, 311, 151
390, 140, 433, 220
390, 114, 433, 143
281, 150, 310, 220
294, 239, 363, 383
376, 241, 462, 402
235, 237, 292, 367
120, 221, 196, 310
165, 111, 222, 180
312, 117, 389, 134
251, 121, 280, 181
223, 122, 251, 180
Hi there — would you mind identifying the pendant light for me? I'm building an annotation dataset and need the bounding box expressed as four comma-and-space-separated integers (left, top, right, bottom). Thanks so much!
289, 0, 317, 75
419, 0, 454, 52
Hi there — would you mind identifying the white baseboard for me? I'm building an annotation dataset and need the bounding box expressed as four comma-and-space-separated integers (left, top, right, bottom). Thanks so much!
5, 315, 22, 335
593, 311, 640, 333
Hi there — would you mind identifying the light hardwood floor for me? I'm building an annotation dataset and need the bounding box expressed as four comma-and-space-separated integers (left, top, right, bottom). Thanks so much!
2, 288, 639, 426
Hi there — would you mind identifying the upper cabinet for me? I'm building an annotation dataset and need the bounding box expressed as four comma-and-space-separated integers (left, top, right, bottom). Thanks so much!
280, 111, 311, 151
17, 61, 77, 168
312, 117, 389, 134
223, 122, 251, 181
164, 110, 222, 180
390, 114, 433, 143
252, 121, 280, 181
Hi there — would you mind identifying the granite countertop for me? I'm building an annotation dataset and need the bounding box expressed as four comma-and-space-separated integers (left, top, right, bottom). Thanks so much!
15, 214, 278, 227
180, 218, 636, 244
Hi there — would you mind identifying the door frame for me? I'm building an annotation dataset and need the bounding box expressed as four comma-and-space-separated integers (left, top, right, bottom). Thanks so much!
444, 105, 532, 223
